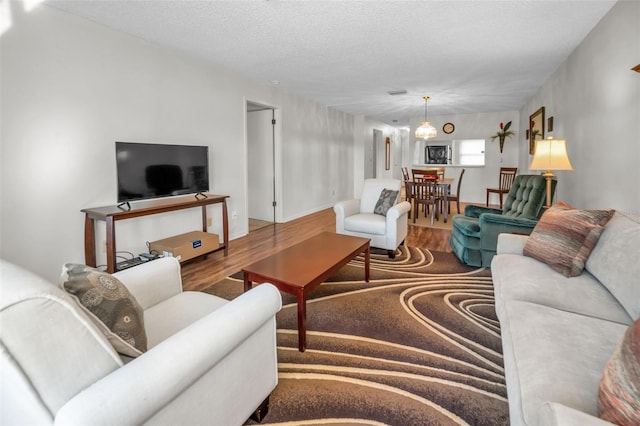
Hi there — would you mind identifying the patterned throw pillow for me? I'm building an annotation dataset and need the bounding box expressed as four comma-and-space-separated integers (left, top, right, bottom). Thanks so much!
61, 264, 147, 357
373, 189, 399, 216
598, 318, 640, 425
523, 203, 614, 277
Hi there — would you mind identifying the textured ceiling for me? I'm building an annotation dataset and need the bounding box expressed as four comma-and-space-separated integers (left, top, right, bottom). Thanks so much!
46, 0, 617, 126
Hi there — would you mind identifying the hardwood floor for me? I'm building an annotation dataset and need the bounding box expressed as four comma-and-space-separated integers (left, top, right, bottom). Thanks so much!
181, 207, 452, 292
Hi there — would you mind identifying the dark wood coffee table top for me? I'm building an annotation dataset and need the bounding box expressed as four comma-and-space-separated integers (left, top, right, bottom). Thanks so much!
243, 232, 369, 291
242, 232, 370, 352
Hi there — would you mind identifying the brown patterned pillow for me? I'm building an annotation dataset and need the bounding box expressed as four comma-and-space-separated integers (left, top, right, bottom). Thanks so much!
523, 204, 614, 277
599, 318, 640, 425
61, 264, 147, 357
374, 189, 399, 216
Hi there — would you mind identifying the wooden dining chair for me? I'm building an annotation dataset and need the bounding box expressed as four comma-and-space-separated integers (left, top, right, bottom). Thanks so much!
401, 167, 410, 182
446, 168, 465, 215
406, 180, 440, 225
401, 167, 410, 200
486, 167, 517, 209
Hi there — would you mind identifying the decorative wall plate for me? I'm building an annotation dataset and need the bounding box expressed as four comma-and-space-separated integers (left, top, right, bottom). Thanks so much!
443, 122, 455, 134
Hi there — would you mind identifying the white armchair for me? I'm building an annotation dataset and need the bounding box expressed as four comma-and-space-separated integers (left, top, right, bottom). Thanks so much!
334, 178, 411, 258
0, 257, 282, 426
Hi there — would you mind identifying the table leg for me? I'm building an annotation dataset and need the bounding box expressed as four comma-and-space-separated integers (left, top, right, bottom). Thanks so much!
443, 184, 449, 223
106, 217, 116, 273
84, 214, 96, 268
243, 274, 252, 292
443, 191, 449, 223
222, 199, 229, 256
364, 244, 370, 282
297, 289, 306, 352
201, 206, 207, 232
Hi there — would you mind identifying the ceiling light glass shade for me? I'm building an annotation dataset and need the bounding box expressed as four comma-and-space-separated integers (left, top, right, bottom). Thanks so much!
415, 95, 437, 139
529, 138, 574, 171
415, 121, 438, 139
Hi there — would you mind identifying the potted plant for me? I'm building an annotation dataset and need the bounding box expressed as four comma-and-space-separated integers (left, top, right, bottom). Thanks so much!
490, 121, 515, 153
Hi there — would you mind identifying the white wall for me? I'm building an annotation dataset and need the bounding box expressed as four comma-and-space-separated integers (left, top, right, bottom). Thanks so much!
0, 3, 355, 281
410, 111, 521, 204
279, 97, 355, 219
518, 1, 639, 212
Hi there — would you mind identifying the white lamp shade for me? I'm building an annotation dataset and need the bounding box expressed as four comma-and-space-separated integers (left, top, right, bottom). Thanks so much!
415, 121, 437, 139
529, 138, 574, 171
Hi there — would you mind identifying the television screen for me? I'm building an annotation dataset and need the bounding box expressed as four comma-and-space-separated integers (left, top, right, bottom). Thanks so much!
115, 142, 209, 203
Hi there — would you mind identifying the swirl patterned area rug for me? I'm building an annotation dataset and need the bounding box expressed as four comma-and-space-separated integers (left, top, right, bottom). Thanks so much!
205, 246, 509, 426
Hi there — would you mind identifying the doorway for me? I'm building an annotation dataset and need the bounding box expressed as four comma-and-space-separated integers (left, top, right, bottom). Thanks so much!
246, 101, 278, 232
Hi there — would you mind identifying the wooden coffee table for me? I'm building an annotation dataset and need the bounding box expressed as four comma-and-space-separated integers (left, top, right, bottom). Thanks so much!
243, 232, 370, 352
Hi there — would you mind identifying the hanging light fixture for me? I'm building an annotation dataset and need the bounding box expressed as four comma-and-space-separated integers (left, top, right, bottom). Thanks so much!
415, 96, 437, 140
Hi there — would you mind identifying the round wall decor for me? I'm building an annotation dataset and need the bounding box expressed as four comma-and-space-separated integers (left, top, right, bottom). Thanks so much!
443, 122, 455, 134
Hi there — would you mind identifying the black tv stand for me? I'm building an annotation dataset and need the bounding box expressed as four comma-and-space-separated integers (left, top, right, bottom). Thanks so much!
117, 201, 131, 210
195, 192, 208, 200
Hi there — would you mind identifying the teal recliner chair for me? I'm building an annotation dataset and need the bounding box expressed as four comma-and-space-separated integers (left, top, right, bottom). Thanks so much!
449, 174, 555, 267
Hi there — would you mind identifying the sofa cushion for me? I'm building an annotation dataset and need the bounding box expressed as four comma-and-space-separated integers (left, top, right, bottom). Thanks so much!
344, 213, 386, 235
451, 215, 481, 237
491, 253, 632, 325
61, 264, 147, 357
586, 211, 640, 320
523, 204, 614, 277
373, 189, 399, 216
598, 318, 640, 425
501, 301, 627, 425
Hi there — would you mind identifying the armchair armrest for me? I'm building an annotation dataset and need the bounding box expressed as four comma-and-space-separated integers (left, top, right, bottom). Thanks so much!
479, 213, 539, 230
114, 257, 183, 310
334, 199, 361, 233
464, 204, 502, 219
496, 234, 529, 255
55, 284, 282, 426
386, 201, 411, 220
334, 199, 360, 219
479, 213, 539, 251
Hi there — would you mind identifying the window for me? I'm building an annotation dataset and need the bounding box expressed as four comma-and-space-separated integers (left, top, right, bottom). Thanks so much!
453, 139, 485, 166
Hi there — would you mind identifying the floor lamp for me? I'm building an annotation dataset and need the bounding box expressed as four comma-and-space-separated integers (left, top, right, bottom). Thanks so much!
529, 137, 574, 208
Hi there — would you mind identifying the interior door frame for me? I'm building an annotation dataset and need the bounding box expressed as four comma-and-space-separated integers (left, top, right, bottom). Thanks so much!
244, 99, 283, 229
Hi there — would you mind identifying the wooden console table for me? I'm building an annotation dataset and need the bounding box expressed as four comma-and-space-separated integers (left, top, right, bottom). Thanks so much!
82, 193, 229, 273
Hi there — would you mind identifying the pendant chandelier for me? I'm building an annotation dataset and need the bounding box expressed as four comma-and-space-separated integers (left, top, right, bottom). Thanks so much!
415, 96, 437, 140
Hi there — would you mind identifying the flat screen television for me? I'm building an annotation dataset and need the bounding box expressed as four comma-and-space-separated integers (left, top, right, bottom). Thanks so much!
115, 142, 209, 203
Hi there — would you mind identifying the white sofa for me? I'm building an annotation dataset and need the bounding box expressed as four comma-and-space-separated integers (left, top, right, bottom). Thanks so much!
491, 211, 640, 425
0, 257, 282, 425
334, 178, 411, 258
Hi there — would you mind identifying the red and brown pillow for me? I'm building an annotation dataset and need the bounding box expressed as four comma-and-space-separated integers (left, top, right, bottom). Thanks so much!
523, 202, 614, 277
599, 318, 640, 425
